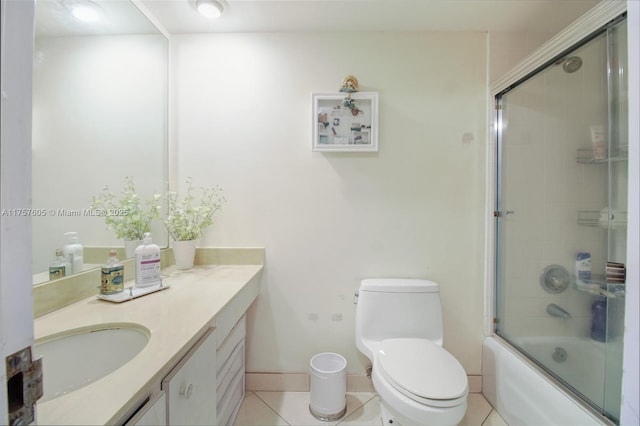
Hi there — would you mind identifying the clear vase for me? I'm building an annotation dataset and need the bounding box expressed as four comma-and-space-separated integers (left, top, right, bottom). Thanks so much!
173, 240, 197, 270
124, 239, 142, 259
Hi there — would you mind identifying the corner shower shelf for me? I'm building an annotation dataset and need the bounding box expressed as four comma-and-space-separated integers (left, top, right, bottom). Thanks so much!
577, 210, 627, 228
576, 148, 628, 164
573, 277, 625, 299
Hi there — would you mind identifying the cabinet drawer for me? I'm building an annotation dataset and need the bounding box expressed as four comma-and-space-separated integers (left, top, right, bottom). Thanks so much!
215, 277, 257, 346
217, 368, 245, 426
216, 314, 245, 376
217, 341, 244, 398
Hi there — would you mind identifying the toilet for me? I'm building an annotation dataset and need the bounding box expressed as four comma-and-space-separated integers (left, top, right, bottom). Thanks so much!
355, 278, 468, 426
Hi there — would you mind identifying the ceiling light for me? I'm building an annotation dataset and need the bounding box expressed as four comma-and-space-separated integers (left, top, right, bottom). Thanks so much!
196, 0, 223, 19
70, 1, 101, 22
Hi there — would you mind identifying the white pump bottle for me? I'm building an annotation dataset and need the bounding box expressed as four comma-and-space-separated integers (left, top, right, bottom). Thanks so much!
134, 233, 161, 287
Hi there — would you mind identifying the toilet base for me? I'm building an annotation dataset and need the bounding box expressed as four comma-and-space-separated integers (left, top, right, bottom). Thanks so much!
373, 368, 466, 426
381, 404, 397, 425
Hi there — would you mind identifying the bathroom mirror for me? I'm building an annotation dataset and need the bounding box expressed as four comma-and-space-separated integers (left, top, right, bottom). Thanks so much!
32, 0, 169, 284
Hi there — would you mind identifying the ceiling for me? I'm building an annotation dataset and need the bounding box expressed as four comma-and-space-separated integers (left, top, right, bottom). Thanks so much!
140, 0, 600, 34
36, 0, 160, 36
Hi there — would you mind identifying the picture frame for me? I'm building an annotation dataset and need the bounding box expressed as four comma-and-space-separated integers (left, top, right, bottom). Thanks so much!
312, 92, 378, 152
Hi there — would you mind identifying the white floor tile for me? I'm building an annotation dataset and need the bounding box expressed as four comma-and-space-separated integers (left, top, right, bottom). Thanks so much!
458, 393, 493, 426
482, 410, 509, 426
233, 392, 289, 426
255, 392, 376, 426
234, 391, 508, 426
338, 395, 381, 425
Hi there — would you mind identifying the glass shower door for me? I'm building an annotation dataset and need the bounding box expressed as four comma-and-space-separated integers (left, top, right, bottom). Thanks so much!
494, 17, 627, 423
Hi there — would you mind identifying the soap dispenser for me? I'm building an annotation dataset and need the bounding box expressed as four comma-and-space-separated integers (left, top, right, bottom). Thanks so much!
62, 231, 84, 274
134, 233, 161, 287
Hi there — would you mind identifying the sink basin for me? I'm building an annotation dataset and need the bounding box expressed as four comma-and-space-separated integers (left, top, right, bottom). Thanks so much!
34, 323, 150, 402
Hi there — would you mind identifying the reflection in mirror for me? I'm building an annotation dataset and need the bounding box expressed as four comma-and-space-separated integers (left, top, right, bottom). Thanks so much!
32, 0, 168, 285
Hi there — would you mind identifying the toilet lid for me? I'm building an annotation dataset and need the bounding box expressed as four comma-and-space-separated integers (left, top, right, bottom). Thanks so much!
377, 338, 467, 401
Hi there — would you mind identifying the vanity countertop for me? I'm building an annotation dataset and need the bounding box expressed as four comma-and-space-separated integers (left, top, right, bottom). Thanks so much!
34, 264, 263, 425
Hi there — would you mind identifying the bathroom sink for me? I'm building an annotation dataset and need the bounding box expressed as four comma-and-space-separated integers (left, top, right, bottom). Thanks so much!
34, 323, 150, 402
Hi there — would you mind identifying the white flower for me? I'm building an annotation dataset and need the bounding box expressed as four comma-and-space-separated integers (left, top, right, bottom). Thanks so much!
163, 177, 225, 241
91, 177, 161, 240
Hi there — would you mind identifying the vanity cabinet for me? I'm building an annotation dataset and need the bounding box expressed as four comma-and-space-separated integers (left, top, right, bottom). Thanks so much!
126, 313, 248, 426
35, 263, 262, 426
162, 327, 218, 425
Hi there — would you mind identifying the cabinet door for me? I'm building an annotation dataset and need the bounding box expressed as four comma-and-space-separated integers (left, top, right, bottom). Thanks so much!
162, 328, 217, 425
128, 392, 167, 426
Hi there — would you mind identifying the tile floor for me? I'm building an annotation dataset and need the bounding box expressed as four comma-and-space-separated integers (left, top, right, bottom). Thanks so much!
233, 391, 508, 426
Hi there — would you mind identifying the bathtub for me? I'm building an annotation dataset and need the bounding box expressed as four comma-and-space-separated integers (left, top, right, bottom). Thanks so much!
482, 336, 611, 426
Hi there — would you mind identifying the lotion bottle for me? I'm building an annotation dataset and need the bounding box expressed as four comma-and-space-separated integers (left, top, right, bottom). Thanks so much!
135, 233, 161, 287
62, 232, 84, 274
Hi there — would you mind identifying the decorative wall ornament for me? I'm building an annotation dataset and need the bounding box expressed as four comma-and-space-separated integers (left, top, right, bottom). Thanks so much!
339, 75, 361, 114
339, 75, 359, 93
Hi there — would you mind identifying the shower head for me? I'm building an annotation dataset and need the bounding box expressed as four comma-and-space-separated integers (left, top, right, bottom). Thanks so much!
559, 56, 583, 73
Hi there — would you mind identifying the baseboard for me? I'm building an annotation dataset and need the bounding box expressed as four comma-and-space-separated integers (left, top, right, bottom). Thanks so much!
246, 373, 309, 392
468, 375, 482, 393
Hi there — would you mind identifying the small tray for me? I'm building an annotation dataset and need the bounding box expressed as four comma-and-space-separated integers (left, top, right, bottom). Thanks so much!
97, 281, 169, 303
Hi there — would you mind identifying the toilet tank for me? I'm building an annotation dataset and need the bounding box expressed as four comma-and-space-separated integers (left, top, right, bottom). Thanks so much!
355, 278, 444, 357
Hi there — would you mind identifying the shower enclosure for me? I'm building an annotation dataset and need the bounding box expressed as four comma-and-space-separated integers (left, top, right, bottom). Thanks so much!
494, 14, 627, 424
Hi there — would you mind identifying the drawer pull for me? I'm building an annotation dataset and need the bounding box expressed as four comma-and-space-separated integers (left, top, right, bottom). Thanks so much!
181, 383, 193, 400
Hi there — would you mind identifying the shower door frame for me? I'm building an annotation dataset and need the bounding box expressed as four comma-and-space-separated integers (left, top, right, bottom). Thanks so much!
484, 0, 629, 422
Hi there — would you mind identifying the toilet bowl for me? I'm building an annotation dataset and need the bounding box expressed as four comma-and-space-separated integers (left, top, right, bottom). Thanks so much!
354, 278, 468, 426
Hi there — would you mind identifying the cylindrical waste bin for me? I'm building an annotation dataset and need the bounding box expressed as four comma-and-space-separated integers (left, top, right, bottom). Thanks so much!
309, 352, 347, 421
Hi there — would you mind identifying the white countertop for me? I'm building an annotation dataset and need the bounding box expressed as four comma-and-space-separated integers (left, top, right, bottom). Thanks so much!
34, 264, 263, 425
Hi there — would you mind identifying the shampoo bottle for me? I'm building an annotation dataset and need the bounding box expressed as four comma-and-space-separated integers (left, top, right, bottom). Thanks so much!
575, 252, 591, 284
101, 249, 124, 295
48, 248, 69, 280
135, 233, 161, 288
62, 232, 84, 274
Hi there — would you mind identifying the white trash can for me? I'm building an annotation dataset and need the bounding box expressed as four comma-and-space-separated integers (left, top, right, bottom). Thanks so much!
309, 352, 347, 421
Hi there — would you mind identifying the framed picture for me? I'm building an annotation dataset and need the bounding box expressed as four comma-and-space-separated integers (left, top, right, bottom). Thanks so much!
312, 92, 378, 152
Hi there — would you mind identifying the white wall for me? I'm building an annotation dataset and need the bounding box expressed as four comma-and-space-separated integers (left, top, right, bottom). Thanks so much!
173, 32, 487, 375
488, 31, 555, 84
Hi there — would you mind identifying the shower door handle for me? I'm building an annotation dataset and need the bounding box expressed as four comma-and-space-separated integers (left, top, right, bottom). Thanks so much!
493, 210, 515, 217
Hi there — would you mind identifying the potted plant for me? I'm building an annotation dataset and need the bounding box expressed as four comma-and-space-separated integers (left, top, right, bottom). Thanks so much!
163, 177, 225, 269
91, 176, 161, 257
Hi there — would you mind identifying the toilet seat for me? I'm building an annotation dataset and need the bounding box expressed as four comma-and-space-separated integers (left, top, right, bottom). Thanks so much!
376, 338, 468, 408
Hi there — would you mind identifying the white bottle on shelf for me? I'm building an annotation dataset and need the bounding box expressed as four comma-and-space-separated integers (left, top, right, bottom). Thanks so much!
62, 231, 84, 274
135, 232, 161, 288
